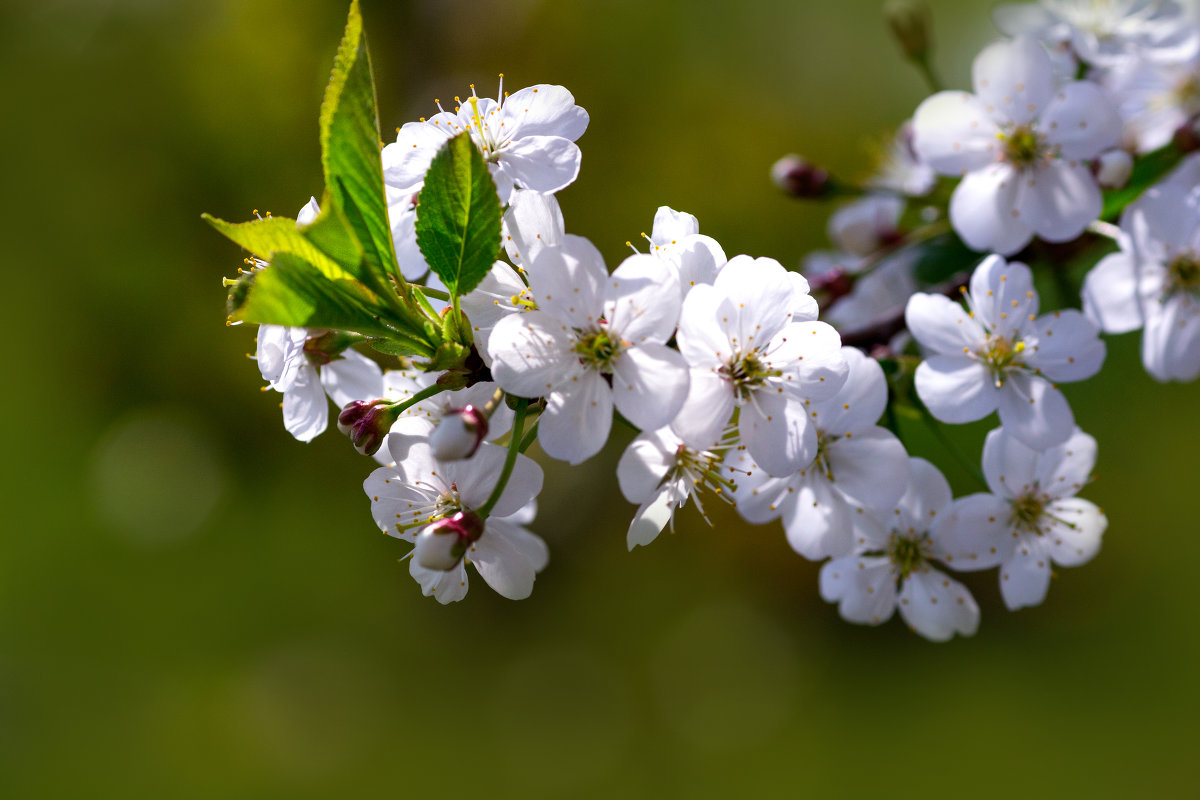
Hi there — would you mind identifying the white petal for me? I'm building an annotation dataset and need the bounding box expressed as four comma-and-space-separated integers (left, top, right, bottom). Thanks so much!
1024, 309, 1106, 382
671, 370, 735, 451
611, 344, 690, 431
914, 355, 1001, 423
949, 162, 1033, 255
1016, 160, 1103, 243
905, 292, 986, 356
1042, 497, 1105, 567
1040, 82, 1122, 159
651, 206, 700, 243
487, 310, 578, 398
734, 474, 793, 524
1081, 252, 1147, 334
454, 446, 544, 519
1033, 427, 1097, 500
936, 492, 1014, 570
779, 321, 848, 401
529, 235, 607, 329
617, 429, 677, 503
896, 457, 954, 525
499, 84, 589, 141
811, 347, 888, 435
711, 256, 798, 344
912, 91, 1001, 175
409, 559, 470, 604
502, 189, 564, 269
999, 539, 1052, 610
740, 392, 817, 478
675, 284, 733, 367
972, 36, 1055, 126
674, 235, 726, 294
537, 372, 613, 465
282, 366, 328, 442
1143, 295, 1200, 382
819, 556, 897, 626
382, 119, 453, 191
498, 135, 582, 194
825, 427, 910, 511
321, 350, 384, 408
996, 372, 1075, 450
981, 426, 1038, 498
468, 519, 548, 600
626, 486, 677, 550
606, 254, 682, 344
780, 474, 856, 560
968, 254, 1038, 339
898, 569, 980, 641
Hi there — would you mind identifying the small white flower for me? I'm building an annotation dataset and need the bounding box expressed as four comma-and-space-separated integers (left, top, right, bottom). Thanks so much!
735, 347, 910, 560
1082, 153, 1200, 381
951, 426, 1107, 610
382, 79, 589, 205
993, 0, 1200, 67
641, 206, 728, 298
912, 36, 1122, 254
487, 238, 690, 464
827, 194, 905, 258
616, 427, 738, 550
905, 254, 1105, 449
818, 458, 985, 642
673, 255, 847, 476
363, 436, 547, 603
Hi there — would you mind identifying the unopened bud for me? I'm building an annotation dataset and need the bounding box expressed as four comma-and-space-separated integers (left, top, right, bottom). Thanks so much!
337, 399, 400, 456
1172, 115, 1200, 154
1094, 149, 1133, 189
430, 405, 489, 461
771, 155, 831, 199
414, 512, 485, 571
885, 0, 932, 63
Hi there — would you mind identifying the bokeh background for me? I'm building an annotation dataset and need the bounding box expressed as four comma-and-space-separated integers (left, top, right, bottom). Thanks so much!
2, 0, 1197, 796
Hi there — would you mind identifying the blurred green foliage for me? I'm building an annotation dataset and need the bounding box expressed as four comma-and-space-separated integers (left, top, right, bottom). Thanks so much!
0, 0, 1196, 797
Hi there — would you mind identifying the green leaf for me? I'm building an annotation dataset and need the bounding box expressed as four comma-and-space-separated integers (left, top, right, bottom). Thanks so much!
911, 232, 984, 286
203, 214, 358, 283
230, 253, 431, 355
319, 0, 399, 288
1101, 144, 1183, 221
414, 132, 502, 296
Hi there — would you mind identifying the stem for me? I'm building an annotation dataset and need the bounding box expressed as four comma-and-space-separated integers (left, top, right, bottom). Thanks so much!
391, 382, 446, 415
518, 421, 540, 453
478, 398, 528, 518
916, 400, 987, 490
421, 285, 451, 301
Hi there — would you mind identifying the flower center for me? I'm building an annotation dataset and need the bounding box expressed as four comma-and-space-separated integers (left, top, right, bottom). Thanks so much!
573, 326, 621, 372
1010, 491, 1046, 531
1166, 253, 1200, 297
888, 533, 929, 580
813, 431, 835, 482
719, 351, 779, 400
999, 124, 1048, 169
976, 333, 1026, 385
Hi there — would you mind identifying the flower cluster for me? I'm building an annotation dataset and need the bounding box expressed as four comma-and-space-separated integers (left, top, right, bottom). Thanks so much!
212, 0, 1199, 638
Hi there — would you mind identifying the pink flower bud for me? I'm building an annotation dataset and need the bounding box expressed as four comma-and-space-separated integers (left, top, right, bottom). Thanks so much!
337, 399, 400, 456
771, 155, 831, 199
430, 405, 489, 461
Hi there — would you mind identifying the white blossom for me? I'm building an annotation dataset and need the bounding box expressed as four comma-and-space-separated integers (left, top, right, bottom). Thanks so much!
869, 120, 938, 197
912, 36, 1121, 254
488, 238, 690, 464
818, 458, 988, 641
905, 254, 1105, 449
735, 347, 910, 560
827, 194, 905, 258
952, 426, 1106, 610
1101, 50, 1200, 153
1082, 153, 1200, 381
641, 206, 728, 298
673, 255, 848, 476
363, 436, 547, 603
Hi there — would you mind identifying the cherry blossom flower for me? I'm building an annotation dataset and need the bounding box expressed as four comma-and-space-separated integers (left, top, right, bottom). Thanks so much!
487, 238, 690, 464
1101, 50, 1200, 153
616, 427, 739, 550
912, 36, 1122, 254
905, 254, 1105, 449
952, 426, 1106, 610
827, 194, 905, 258
818, 458, 987, 641
869, 120, 937, 197
382, 79, 588, 205
735, 347, 910, 560
640, 206, 728, 298
672, 255, 847, 476
363, 435, 547, 603
993, 0, 1200, 67
1082, 154, 1200, 381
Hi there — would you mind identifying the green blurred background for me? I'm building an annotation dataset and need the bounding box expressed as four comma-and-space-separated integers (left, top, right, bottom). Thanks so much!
2, 0, 1196, 796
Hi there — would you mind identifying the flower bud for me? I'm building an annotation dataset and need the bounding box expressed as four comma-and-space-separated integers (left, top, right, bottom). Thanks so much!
1172, 115, 1200, 154
771, 155, 831, 199
414, 512, 485, 571
430, 405, 489, 461
885, 0, 932, 63
337, 399, 400, 456
1094, 149, 1133, 189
